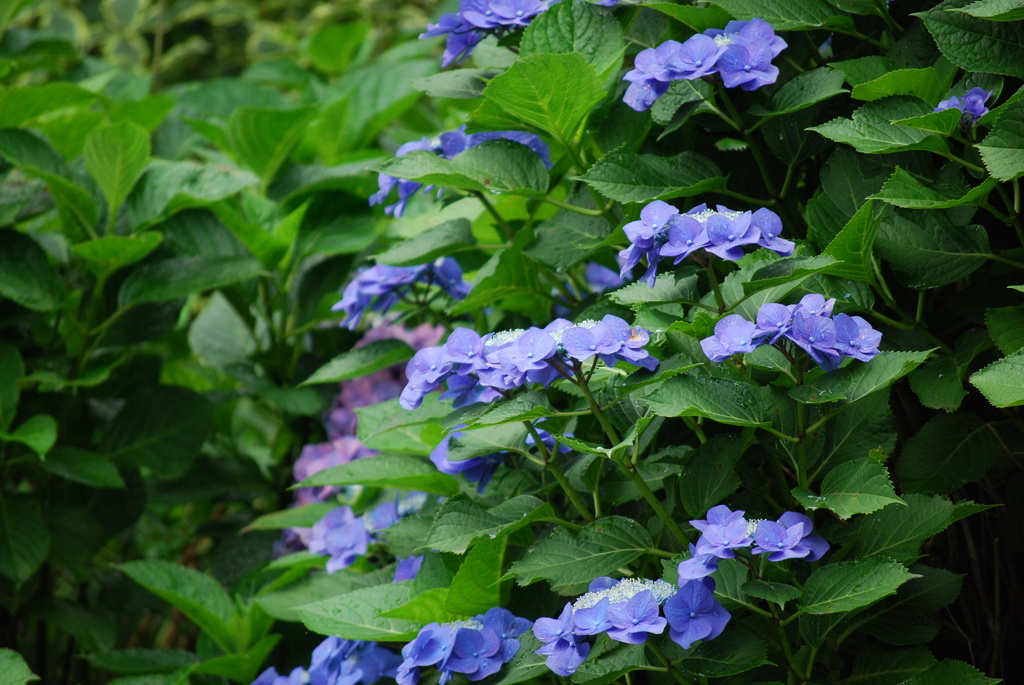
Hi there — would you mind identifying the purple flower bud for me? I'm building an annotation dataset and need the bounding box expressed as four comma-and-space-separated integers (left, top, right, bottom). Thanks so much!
832, 313, 881, 362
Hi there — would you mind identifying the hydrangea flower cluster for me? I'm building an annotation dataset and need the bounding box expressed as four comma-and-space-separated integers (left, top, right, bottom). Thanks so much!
399, 315, 659, 411
252, 636, 401, 685
620, 200, 793, 287
700, 294, 882, 372
371, 125, 551, 217
934, 87, 992, 126
678, 505, 829, 580
533, 576, 730, 675
431, 422, 568, 491
333, 259, 472, 330
624, 18, 787, 111
309, 493, 428, 574
397, 608, 532, 685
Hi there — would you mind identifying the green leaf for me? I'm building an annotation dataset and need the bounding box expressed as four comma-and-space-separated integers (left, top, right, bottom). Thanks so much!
897, 414, 1003, 493
907, 355, 968, 411
245, 503, 336, 531
445, 536, 507, 615
831, 56, 900, 86
296, 453, 459, 496
374, 140, 549, 197
951, 0, 1024, 21
750, 67, 848, 116
869, 167, 997, 209
193, 635, 280, 683
789, 350, 931, 405
976, 101, 1024, 181
806, 148, 890, 248
823, 201, 881, 283
809, 97, 950, 155
255, 567, 393, 622
799, 458, 904, 519
480, 52, 605, 145
117, 560, 237, 652
642, 375, 770, 427
891, 108, 964, 136
302, 340, 415, 385
520, 1, 625, 76
508, 516, 653, 587
576, 643, 657, 685
678, 630, 772, 678
71, 234, 163, 276
577, 151, 725, 204
225, 106, 317, 183
707, 0, 842, 30
0, 128, 98, 230
970, 348, 1024, 407
0, 498, 49, 584
356, 398, 452, 455
916, 0, 1024, 78
848, 646, 937, 685
298, 581, 424, 640
102, 386, 212, 479
0, 228, 65, 312
423, 495, 555, 554
874, 210, 989, 289
453, 392, 554, 429
854, 493, 955, 562
41, 448, 125, 489
304, 22, 369, 74
643, 3, 734, 31
83, 122, 150, 223
448, 248, 549, 316
376, 219, 475, 266
83, 649, 201, 675
118, 257, 262, 307
125, 160, 259, 230
489, 633, 549, 685
740, 255, 838, 297
380, 587, 463, 623
902, 660, 1000, 684
445, 422, 529, 462
0, 82, 95, 128
742, 581, 802, 609
609, 271, 698, 305
0, 344, 22, 432
858, 565, 964, 646
0, 415, 56, 458
798, 559, 917, 614
0, 649, 39, 685
986, 304, 1024, 354
679, 435, 744, 518
413, 69, 497, 99
850, 68, 944, 103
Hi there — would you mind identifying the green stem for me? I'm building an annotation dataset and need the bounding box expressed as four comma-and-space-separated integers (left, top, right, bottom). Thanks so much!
540, 196, 606, 217
526, 420, 594, 521
802, 644, 819, 684
986, 252, 1024, 270
681, 416, 708, 444
647, 641, 696, 685
768, 605, 803, 676
938, 151, 985, 174
471, 190, 514, 240
713, 188, 776, 206
534, 517, 584, 531
704, 262, 726, 313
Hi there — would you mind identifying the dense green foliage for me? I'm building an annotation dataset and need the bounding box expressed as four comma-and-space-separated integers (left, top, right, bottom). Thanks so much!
0, 0, 1021, 684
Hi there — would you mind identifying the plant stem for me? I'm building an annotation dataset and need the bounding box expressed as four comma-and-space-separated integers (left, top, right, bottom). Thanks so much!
540, 196, 607, 216
526, 420, 594, 521
648, 641, 696, 685
471, 190, 514, 239
704, 262, 726, 313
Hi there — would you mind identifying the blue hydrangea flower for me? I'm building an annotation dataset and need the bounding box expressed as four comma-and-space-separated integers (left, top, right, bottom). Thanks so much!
334, 259, 472, 331
700, 314, 760, 362
400, 612, 530, 685
605, 589, 668, 644
309, 506, 371, 574
677, 543, 722, 580
663, 577, 731, 650
691, 504, 754, 559
752, 512, 829, 562
394, 555, 425, 582
935, 87, 992, 125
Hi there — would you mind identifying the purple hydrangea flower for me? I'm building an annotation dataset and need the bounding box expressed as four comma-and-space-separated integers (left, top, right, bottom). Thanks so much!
752, 512, 829, 562
935, 87, 992, 125
618, 200, 680, 284
788, 312, 842, 372
691, 504, 754, 559
252, 667, 307, 685
480, 607, 533, 661
663, 577, 731, 650
309, 506, 371, 574
832, 313, 881, 362
573, 597, 612, 636
677, 543, 722, 580
394, 555, 425, 582
605, 590, 667, 644
700, 314, 762, 362
446, 627, 504, 680
704, 209, 759, 261
561, 320, 620, 362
